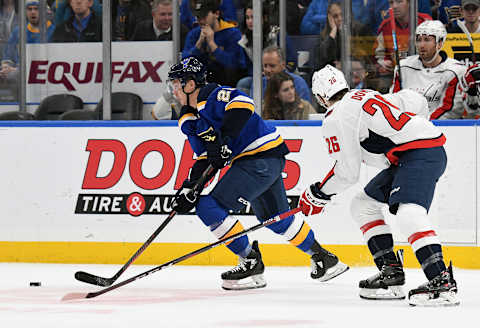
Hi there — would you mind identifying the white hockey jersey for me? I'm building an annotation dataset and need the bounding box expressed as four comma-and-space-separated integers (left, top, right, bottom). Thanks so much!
391, 53, 476, 119
319, 89, 446, 195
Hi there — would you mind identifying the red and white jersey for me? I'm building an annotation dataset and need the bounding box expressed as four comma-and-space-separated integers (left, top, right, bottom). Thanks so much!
391, 53, 474, 119
319, 89, 446, 195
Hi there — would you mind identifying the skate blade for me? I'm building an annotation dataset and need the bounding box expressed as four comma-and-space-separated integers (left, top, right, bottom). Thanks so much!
359, 286, 406, 300
409, 291, 460, 307
313, 262, 349, 282
222, 274, 267, 291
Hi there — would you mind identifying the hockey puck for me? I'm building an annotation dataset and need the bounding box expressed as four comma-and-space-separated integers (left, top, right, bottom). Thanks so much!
29, 282, 41, 287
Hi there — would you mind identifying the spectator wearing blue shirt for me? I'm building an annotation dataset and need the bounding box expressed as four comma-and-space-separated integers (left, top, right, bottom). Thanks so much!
182, 0, 245, 86
54, 0, 102, 25
0, 1, 54, 88
51, 0, 102, 42
300, 0, 375, 35
181, 0, 237, 30
250, 46, 312, 104
438, 0, 462, 25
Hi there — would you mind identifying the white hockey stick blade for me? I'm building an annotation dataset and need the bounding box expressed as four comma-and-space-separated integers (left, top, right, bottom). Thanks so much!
61, 292, 89, 301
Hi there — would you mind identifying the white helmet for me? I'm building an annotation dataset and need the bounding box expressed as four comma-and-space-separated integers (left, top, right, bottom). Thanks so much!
312, 65, 349, 105
415, 20, 447, 44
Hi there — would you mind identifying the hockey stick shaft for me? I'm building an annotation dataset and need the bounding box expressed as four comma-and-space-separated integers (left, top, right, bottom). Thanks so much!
74, 164, 216, 287
62, 206, 301, 301
389, 8, 402, 89
457, 20, 476, 64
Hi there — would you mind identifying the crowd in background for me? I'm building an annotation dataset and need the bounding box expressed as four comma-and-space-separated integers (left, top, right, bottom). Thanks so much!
0, 0, 478, 120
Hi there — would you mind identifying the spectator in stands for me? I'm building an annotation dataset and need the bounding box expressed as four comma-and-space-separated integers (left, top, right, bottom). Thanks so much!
373, 0, 432, 92
300, 0, 375, 35
0, 1, 54, 95
438, 0, 462, 25
447, 0, 480, 33
236, 1, 297, 95
314, 2, 371, 71
373, 0, 432, 33
351, 57, 367, 89
2, 0, 54, 64
250, 46, 311, 103
430, 0, 442, 20
0, 0, 17, 56
51, 0, 102, 42
181, 0, 237, 30
112, 0, 151, 41
263, 71, 317, 120
54, 0, 102, 25
131, 0, 189, 46
182, 0, 245, 86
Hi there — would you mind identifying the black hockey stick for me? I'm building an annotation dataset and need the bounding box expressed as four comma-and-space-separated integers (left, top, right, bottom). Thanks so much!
62, 206, 302, 301
389, 7, 402, 89
74, 164, 216, 287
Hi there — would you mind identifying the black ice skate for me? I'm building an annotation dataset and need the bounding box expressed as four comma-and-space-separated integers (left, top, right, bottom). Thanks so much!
359, 249, 406, 300
221, 240, 266, 290
408, 262, 459, 307
311, 252, 349, 282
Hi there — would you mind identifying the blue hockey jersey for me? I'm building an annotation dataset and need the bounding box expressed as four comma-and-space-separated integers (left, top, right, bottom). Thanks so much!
178, 86, 286, 162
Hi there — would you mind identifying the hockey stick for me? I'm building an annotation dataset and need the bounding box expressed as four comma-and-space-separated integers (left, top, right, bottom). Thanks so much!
62, 206, 302, 301
457, 20, 476, 64
74, 164, 216, 287
389, 7, 402, 89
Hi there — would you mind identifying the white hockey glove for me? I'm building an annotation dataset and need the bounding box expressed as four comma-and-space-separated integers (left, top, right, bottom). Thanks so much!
299, 183, 333, 216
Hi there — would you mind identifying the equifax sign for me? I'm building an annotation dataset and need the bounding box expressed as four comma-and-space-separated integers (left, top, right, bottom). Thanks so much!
28, 60, 164, 91
76, 139, 303, 216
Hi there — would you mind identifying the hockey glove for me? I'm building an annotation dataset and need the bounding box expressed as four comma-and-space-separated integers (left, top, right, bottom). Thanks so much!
462, 64, 480, 97
198, 128, 232, 169
170, 179, 199, 214
299, 183, 333, 216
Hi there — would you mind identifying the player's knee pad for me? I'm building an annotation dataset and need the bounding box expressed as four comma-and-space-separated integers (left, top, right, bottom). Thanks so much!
350, 190, 391, 241
196, 195, 229, 227
395, 203, 440, 252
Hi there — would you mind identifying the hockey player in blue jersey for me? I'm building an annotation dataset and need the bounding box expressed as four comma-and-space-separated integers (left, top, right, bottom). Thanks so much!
168, 56, 349, 290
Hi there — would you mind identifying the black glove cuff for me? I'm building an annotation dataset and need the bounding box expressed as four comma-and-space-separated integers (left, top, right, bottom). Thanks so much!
179, 105, 198, 117
311, 183, 333, 200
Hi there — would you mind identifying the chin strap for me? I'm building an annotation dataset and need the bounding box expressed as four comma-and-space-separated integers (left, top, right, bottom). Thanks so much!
182, 85, 195, 108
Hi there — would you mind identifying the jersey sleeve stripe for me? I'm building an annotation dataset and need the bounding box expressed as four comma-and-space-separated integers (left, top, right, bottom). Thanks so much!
225, 101, 255, 112
386, 134, 446, 165
231, 134, 284, 162
429, 76, 458, 119
178, 112, 197, 129
197, 100, 206, 111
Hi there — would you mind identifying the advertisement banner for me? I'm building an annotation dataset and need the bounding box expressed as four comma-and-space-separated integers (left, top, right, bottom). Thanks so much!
26, 41, 173, 105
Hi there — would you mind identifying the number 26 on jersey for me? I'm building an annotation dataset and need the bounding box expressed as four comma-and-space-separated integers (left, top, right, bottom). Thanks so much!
325, 136, 340, 153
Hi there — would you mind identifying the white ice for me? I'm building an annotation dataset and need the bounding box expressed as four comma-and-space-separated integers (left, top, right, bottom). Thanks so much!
0, 263, 478, 328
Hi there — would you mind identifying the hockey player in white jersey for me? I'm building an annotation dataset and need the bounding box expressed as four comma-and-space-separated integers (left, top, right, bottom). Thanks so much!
391, 20, 479, 119
299, 64, 459, 306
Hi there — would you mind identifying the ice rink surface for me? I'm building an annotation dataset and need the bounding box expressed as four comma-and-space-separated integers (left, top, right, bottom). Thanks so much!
0, 263, 478, 328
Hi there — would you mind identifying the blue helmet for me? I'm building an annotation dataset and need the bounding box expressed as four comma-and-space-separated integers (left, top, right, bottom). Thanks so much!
168, 57, 207, 87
